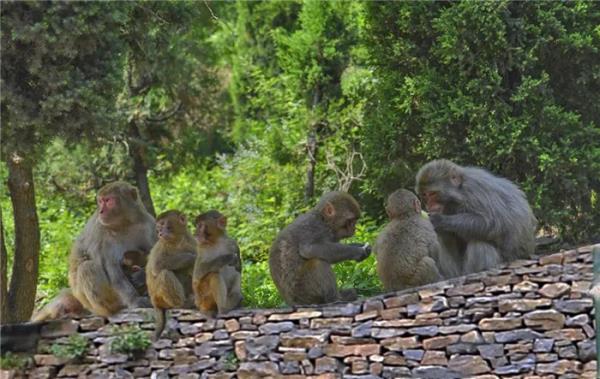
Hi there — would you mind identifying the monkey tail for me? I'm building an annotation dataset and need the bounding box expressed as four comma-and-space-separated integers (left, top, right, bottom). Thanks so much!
153, 308, 167, 341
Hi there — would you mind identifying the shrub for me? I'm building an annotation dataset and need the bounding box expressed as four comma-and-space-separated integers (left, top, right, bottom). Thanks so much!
50, 334, 89, 361
110, 324, 151, 356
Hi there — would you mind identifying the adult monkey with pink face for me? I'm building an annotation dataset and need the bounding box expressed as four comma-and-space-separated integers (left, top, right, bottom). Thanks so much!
269, 191, 371, 305
415, 159, 537, 278
68, 181, 156, 316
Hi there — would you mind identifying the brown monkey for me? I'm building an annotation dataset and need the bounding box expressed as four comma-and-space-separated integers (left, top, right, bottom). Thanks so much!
192, 210, 243, 317
68, 181, 156, 317
31, 289, 88, 322
147, 210, 197, 340
375, 189, 442, 291
122, 250, 148, 296
415, 159, 537, 277
269, 191, 371, 306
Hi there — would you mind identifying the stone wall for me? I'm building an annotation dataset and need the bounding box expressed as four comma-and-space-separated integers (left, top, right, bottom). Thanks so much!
8, 245, 599, 378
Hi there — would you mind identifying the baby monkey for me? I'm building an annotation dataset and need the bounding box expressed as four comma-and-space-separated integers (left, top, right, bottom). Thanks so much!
193, 210, 243, 317
147, 210, 197, 340
375, 189, 442, 291
122, 250, 148, 296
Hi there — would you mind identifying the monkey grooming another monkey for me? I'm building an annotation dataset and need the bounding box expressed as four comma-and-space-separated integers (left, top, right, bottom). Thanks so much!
31, 289, 88, 322
192, 210, 243, 317
416, 159, 537, 277
68, 181, 156, 317
269, 191, 371, 306
147, 210, 197, 340
375, 189, 442, 291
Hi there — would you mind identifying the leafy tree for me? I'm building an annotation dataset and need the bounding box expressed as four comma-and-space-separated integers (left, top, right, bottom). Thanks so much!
362, 1, 600, 241
0, 2, 126, 322
118, 1, 228, 216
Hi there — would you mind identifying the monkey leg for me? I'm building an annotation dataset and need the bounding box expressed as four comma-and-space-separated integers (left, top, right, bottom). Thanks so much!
153, 270, 186, 309
208, 273, 231, 315
464, 240, 501, 275
410, 256, 443, 286
193, 275, 218, 316
76, 261, 124, 317
222, 267, 243, 312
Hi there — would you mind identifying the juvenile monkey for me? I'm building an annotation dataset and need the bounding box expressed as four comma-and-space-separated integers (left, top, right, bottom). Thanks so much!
269, 191, 371, 306
31, 289, 88, 322
147, 210, 197, 340
192, 210, 243, 317
375, 189, 442, 291
68, 181, 156, 317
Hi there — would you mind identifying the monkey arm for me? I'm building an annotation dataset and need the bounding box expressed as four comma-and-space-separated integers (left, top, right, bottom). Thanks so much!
193, 253, 236, 280
157, 252, 197, 271
299, 242, 367, 264
429, 213, 497, 242
106, 260, 146, 307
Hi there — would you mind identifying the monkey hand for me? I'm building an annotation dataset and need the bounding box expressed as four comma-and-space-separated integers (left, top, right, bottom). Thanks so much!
428, 213, 446, 231
349, 243, 371, 261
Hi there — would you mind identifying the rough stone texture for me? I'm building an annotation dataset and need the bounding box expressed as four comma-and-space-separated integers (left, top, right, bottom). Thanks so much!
7, 244, 597, 378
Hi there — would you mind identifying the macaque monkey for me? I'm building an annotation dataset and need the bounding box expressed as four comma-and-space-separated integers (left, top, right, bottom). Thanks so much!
192, 210, 243, 317
415, 159, 537, 277
375, 189, 442, 291
122, 250, 148, 295
31, 289, 88, 322
269, 191, 371, 306
147, 210, 197, 340
68, 181, 156, 317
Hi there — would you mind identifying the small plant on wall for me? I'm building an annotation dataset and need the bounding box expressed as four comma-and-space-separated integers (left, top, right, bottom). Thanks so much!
49, 334, 89, 362
110, 324, 151, 358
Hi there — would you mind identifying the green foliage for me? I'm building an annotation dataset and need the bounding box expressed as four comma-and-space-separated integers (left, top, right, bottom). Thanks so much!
222, 352, 240, 371
1, 1, 127, 158
0, 352, 32, 370
50, 335, 89, 361
362, 1, 600, 241
110, 324, 151, 356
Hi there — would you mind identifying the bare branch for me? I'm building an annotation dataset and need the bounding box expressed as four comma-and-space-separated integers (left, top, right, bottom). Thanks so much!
326, 146, 367, 192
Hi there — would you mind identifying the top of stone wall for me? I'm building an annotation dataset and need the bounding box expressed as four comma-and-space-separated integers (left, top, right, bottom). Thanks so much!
10, 244, 600, 378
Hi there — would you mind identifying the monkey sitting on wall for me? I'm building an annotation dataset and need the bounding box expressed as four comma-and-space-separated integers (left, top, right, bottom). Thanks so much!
192, 210, 243, 317
416, 159, 537, 277
375, 189, 442, 292
147, 210, 197, 340
269, 191, 371, 306
68, 181, 156, 317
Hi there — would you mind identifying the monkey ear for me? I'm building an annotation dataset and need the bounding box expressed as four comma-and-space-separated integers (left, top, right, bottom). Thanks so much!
217, 215, 227, 230
323, 202, 336, 218
449, 168, 463, 187
179, 214, 187, 225
129, 188, 139, 201
413, 199, 421, 214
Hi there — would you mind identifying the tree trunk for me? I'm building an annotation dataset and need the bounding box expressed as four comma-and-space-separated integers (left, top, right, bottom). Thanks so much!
305, 86, 321, 202
128, 121, 156, 217
304, 130, 317, 202
5, 152, 40, 323
1, 207, 8, 324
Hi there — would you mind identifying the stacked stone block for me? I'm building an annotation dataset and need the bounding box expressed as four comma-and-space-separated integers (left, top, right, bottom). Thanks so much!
12, 245, 599, 378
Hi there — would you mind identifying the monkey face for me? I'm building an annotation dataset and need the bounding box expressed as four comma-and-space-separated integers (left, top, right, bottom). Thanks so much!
97, 193, 120, 226
195, 211, 227, 245
335, 213, 358, 239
